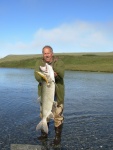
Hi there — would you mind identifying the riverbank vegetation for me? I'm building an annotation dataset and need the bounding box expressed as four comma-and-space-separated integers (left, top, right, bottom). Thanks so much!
0, 52, 113, 73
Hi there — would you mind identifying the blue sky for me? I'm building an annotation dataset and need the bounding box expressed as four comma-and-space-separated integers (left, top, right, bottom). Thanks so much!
0, 0, 113, 58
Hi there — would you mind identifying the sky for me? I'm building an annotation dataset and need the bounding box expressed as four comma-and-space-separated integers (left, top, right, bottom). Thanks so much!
0, 0, 113, 58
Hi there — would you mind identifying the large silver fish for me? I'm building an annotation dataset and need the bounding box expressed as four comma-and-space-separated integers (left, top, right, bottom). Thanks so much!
35, 63, 55, 134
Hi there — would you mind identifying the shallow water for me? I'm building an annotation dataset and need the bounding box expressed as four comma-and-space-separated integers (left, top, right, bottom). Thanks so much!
0, 68, 113, 150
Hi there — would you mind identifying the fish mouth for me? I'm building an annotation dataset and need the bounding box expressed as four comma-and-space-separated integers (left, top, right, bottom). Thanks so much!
36, 71, 48, 84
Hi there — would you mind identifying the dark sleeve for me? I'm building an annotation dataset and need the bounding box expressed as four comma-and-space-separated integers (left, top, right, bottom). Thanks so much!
53, 59, 65, 81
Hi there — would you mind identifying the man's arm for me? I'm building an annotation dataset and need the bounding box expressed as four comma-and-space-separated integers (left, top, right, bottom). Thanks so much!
53, 60, 65, 80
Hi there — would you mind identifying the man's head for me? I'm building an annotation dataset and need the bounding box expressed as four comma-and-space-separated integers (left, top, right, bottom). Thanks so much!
42, 45, 53, 63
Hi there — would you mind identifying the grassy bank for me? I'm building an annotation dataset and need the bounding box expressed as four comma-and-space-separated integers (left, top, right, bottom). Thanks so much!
0, 53, 113, 73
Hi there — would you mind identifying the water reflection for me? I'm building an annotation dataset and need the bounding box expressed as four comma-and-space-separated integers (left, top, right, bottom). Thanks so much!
0, 68, 113, 150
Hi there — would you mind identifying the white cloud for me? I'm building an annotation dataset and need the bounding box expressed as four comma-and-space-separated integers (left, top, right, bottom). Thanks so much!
33, 21, 113, 52
1, 20, 113, 57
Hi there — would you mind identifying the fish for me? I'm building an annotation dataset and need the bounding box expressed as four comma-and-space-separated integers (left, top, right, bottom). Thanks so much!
35, 63, 55, 134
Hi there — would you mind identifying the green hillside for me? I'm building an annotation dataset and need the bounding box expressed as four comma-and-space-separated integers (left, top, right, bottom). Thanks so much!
0, 53, 113, 73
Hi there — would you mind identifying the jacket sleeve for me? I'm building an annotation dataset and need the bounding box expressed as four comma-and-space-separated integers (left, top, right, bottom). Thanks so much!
53, 59, 65, 105
53, 59, 65, 81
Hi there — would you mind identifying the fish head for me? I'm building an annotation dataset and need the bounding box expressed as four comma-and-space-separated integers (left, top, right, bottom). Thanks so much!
40, 65, 47, 73
40, 63, 55, 82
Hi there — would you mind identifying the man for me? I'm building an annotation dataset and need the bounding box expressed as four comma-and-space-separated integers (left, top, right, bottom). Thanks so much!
34, 45, 65, 145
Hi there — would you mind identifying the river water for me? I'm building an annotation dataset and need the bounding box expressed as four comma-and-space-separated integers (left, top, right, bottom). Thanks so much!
0, 68, 113, 150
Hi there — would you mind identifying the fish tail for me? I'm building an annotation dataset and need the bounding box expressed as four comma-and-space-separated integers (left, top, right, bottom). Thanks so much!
36, 120, 48, 134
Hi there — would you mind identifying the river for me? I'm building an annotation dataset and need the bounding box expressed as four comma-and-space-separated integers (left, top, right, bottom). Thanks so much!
0, 68, 113, 150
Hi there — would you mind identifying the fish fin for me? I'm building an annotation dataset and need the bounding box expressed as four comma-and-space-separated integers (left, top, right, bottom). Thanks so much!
36, 120, 48, 134
52, 102, 57, 114
37, 96, 41, 103
48, 112, 54, 119
53, 101, 57, 107
35, 71, 48, 84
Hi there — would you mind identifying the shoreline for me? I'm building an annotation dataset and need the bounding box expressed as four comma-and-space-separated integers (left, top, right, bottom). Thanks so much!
0, 53, 113, 73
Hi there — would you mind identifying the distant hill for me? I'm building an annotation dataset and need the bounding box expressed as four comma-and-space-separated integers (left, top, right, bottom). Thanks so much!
0, 54, 42, 63
0, 52, 113, 63
0, 52, 113, 72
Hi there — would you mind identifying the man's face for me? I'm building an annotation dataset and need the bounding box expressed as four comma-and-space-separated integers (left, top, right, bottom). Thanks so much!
43, 48, 53, 63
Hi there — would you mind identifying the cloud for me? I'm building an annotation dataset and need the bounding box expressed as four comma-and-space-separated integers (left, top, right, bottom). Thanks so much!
33, 21, 113, 51
1, 20, 113, 57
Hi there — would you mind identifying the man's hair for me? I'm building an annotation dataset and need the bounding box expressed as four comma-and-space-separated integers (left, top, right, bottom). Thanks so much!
42, 45, 53, 53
